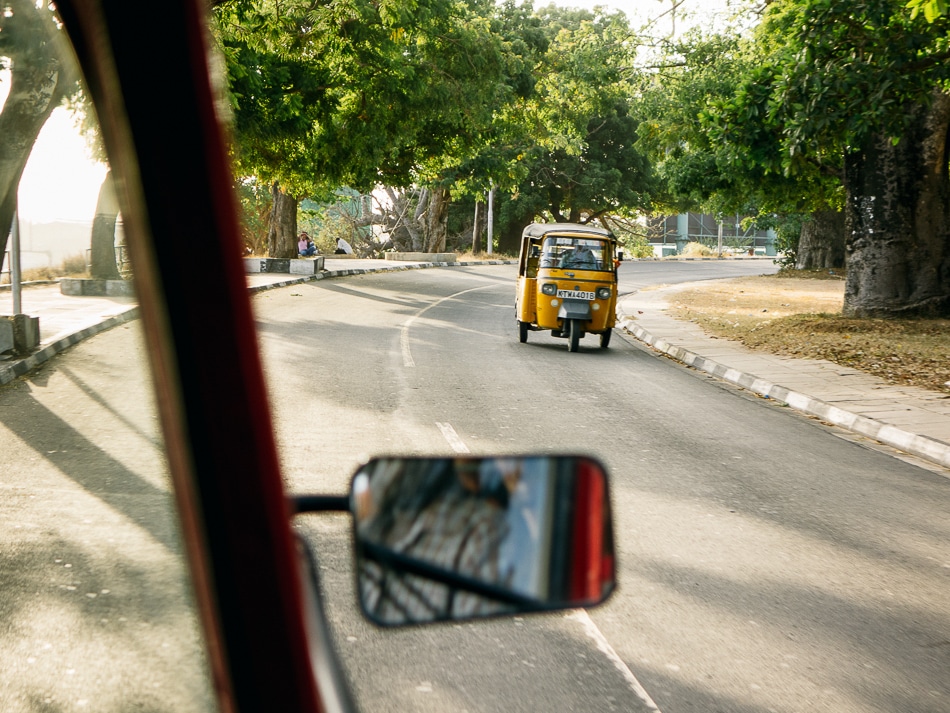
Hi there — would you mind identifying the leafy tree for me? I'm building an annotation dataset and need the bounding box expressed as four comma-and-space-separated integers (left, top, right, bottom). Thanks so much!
759, 0, 950, 316
215, 0, 504, 257
636, 30, 845, 268
641, 0, 950, 310
482, 5, 655, 252
906, 0, 948, 22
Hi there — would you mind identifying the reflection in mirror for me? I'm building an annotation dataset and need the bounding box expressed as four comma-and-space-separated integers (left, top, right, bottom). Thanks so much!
352, 455, 615, 626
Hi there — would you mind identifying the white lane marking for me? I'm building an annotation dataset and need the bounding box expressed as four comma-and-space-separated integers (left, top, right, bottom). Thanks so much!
401, 285, 496, 367
567, 609, 662, 712
436, 422, 470, 454
400, 325, 415, 367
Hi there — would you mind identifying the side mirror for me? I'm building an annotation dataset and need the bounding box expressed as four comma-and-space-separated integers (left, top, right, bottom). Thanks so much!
350, 455, 615, 626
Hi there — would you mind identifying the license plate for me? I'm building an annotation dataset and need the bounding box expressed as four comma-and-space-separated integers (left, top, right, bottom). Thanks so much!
557, 290, 595, 300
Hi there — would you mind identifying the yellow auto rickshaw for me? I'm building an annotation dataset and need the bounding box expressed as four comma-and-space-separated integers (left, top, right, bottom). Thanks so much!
515, 223, 620, 352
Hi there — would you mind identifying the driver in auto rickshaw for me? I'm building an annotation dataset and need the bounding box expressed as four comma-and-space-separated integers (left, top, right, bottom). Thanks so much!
559, 242, 599, 269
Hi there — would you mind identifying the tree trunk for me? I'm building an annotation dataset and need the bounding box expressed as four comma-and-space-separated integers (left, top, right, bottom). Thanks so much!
412, 189, 429, 251
90, 170, 121, 279
0, 60, 68, 260
796, 210, 846, 270
425, 186, 450, 252
472, 201, 482, 254
267, 183, 298, 258
843, 89, 950, 318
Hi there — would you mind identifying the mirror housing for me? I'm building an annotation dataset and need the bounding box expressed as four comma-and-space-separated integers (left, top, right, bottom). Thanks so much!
349, 455, 615, 626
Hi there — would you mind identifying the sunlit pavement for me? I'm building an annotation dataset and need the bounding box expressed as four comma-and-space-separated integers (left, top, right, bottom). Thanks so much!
2, 258, 948, 473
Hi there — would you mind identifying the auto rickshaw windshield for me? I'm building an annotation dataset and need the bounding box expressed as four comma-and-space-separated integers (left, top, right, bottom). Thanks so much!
540, 237, 609, 270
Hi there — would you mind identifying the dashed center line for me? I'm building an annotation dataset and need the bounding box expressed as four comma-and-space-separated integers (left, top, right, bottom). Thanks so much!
567, 609, 662, 712
436, 422, 470, 453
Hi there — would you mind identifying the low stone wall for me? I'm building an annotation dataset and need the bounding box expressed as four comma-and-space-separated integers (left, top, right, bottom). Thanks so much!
0, 314, 40, 355
384, 252, 458, 262
60, 278, 135, 297
244, 257, 324, 274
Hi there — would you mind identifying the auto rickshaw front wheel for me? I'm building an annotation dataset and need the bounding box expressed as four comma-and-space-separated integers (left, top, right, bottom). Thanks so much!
518, 321, 529, 343
568, 319, 583, 352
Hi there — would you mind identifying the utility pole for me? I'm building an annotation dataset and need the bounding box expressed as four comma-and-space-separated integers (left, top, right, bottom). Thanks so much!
487, 181, 494, 255
11, 205, 21, 315
3, 202, 40, 354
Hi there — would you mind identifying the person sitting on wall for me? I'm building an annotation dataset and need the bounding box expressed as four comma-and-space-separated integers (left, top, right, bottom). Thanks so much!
298, 232, 317, 257
335, 237, 354, 255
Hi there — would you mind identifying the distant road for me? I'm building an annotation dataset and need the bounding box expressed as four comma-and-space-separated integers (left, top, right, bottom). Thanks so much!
616, 257, 779, 292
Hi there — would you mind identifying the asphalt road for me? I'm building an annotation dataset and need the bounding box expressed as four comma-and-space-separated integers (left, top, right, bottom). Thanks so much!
1, 260, 948, 713
256, 262, 950, 713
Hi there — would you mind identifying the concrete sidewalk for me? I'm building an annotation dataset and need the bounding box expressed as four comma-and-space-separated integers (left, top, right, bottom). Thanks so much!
618, 287, 950, 471
2, 261, 948, 472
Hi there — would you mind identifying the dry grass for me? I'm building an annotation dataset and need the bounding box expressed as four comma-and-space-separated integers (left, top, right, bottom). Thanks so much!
10, 254, 89, 283
455, 250, 516, 261
679, 241, 715, 257
665, 272, 950, 393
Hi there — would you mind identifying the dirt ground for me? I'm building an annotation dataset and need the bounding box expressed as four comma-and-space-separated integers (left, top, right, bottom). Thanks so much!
661, 269, 950, 394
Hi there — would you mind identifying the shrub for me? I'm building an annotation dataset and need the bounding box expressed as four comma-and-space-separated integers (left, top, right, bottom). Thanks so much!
682, 241, 714, 257
62, 253, 88, 276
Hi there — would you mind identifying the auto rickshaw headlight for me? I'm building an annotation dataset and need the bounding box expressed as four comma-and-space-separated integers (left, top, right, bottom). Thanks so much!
596, 287, 612, 300
541, 283, 557, 296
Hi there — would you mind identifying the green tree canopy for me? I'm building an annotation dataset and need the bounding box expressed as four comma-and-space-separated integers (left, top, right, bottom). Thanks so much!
479, 5, 655, 249
215, 0, 505, 255
648, 0, 949, 316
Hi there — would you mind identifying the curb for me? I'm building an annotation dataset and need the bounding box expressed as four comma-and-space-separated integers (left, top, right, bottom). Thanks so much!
0, 306, 140, 386
247, 260, 518, 293
619, 316, 950, 470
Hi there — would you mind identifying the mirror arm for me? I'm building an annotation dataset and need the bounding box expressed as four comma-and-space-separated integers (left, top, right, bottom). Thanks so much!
292, 495, 351, 514
360, 541, 547, 611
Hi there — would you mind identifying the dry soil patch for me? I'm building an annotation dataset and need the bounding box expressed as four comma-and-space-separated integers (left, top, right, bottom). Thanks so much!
663, 273, 950, 394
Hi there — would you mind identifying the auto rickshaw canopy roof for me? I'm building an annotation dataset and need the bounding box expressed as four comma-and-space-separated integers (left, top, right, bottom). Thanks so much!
521, 223, 616, 242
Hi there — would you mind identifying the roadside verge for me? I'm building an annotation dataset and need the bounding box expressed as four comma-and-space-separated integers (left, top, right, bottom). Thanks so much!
618, 290, 950, 472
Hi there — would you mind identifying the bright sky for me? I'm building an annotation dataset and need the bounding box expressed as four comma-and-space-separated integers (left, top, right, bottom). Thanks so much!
548, 0, 737, 35
18, 109, 108, 224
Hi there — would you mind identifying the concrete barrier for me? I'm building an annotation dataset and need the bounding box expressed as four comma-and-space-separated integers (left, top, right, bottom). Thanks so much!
60, 278, 135, 297
244, 256, 324, 274
0, 318, 12, 353
0, 314, 40, 354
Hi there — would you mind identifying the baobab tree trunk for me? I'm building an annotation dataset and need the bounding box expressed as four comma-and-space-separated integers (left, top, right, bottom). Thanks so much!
796, 210, 845, 270
843, 89, 950, 318
90, 170, 121, 279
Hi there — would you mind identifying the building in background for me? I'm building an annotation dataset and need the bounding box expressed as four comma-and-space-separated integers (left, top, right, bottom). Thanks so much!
648, 213, 777, 257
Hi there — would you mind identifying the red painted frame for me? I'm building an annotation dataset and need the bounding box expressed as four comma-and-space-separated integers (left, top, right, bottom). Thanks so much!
55, 2, 324, 711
